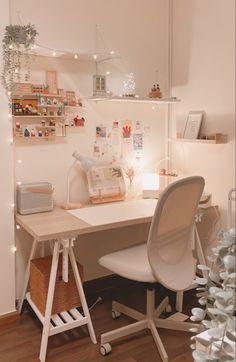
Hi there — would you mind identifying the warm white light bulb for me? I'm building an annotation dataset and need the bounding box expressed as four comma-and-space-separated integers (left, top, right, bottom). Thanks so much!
52, 51, 56, 57
9, 44, 13, 50
8, 91, 11, 96
74, 54, 78, 59
11, 246, 17, 253
15, 68, 19, 74
110, 50, 114, 55
106, 71, 110, 75
152, 106, 156, 110
11, 203, 15, 209
17, 159, 22, 164
9, 138, 13, 144
17, 181, 22, 185
93, 54, 97, 60
16, 225, 21, 230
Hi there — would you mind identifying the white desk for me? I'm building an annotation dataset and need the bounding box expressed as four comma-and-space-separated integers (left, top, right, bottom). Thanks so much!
16, 199, 157, 362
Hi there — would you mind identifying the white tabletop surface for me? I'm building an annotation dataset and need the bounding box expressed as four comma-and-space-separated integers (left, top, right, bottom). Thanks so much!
67, 199, 157, 226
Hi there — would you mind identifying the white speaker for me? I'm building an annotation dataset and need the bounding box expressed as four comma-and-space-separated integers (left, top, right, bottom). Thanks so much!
17, 182, 54, 215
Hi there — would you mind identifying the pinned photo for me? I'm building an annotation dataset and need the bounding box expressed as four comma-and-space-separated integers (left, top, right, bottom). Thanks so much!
133, 133, 143, 150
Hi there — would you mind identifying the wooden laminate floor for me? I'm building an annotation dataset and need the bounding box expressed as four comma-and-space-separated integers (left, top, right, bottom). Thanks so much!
0, 283, 197, 362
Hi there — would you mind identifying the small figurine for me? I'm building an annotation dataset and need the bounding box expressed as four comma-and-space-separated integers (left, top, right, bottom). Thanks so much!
38, 130, 43, 137
49, 119, 56, 126
159, 168, 166, 175
31, 129, 36, 137
40, 97, 46, 105
44, 129, 49, 137
52, 98, 58, 105
77, 98, 83, 107
148, 83, 162, 98
41, 120, 46, 126
24, 128, 30, 137
46, 98, 52, 105
73, 115, 85, 127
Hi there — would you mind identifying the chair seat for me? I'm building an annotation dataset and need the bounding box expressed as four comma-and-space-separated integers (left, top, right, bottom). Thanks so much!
99, 243, 156, 283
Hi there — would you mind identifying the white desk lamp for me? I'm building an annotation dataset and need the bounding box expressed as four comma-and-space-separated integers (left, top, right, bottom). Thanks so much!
61, 151, 95, 210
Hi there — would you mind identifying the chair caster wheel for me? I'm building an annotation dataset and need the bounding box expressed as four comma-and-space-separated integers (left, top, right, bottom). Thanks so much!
166, 304, 172, 313
112, 309, 121, 319
100, 343, 112, 356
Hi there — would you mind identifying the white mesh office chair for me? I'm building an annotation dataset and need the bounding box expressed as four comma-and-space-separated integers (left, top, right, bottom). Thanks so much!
99, 176, 205, 361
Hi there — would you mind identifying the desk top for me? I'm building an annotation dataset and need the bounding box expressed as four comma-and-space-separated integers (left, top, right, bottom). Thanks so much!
16, 199, 157, 242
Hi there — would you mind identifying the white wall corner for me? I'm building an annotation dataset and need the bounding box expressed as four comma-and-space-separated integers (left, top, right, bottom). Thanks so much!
0, 0, 16, 315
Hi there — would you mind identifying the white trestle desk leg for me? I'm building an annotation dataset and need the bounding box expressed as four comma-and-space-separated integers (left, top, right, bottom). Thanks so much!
176, 291, 183, 312
62, 239, 69, 282
39, 240, 61, 362
18, 238, 38, 313
68, 240, 97, 345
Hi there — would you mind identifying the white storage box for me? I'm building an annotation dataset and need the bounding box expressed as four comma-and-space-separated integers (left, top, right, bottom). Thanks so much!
17, 182, 54, 215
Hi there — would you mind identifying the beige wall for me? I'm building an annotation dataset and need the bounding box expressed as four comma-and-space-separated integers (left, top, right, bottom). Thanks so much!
11, 0, 170, 298
171, 0, 235, 227
1, 0, 235, 314
0, 0, 16, 315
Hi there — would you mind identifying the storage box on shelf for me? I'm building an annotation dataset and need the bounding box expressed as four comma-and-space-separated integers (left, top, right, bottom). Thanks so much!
30, 255, 83, 315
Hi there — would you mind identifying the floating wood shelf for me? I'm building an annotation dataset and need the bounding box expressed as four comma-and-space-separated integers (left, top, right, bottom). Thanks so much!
14, 136, 67, 146
169, 135, 228, 144
13, 93, 64, 99
13, 115, 65, 119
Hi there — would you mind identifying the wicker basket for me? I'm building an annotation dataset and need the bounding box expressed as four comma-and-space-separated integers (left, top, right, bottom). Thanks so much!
30, 255, 83, 316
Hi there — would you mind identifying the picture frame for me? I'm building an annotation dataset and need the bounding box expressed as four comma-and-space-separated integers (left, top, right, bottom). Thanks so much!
183, 111, 204, 139
46, 71, 58, 94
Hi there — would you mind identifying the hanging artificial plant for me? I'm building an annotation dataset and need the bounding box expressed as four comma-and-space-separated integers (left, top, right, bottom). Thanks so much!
1, 24, 38, 96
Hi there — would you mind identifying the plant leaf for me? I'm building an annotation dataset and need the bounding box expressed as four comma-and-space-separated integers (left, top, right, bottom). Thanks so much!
196, 277, 208, 285
198, 264, 210, 271
226, 330, 236, 342
192, 349, 207, 362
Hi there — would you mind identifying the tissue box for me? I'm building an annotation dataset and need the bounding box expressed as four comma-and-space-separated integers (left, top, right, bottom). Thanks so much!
17, 182, 53, 215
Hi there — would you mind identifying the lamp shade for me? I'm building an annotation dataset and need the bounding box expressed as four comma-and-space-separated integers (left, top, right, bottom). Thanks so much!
142, 173, 160, 199
72, 151, 95, 171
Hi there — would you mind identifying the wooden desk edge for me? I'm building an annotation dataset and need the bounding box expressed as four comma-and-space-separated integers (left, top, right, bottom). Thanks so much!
15, 208, 152, 242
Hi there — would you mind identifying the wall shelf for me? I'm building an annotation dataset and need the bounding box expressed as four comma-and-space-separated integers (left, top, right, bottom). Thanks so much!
88, 95, 180, 104
13, 93, 64, 99
13, 115, 65, 119
169, 136, 228, 144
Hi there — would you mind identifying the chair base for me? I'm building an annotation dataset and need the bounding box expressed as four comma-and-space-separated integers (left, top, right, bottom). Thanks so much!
101, 289, 197, 362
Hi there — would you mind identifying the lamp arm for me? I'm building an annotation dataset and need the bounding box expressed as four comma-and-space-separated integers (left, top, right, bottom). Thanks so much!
66, 159, 77, 204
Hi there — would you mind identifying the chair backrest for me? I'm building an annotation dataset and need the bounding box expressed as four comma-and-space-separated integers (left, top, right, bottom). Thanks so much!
147, 176, 205, 291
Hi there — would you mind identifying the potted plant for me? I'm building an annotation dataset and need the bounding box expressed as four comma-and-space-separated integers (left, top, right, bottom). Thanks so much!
1, 24, 38, 97
191, 228, 236, 362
